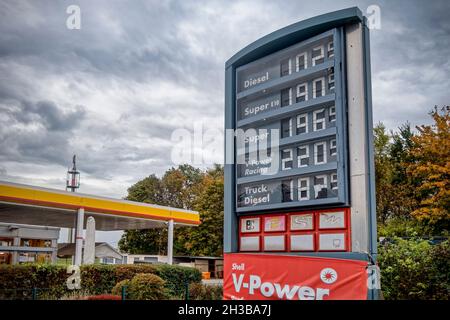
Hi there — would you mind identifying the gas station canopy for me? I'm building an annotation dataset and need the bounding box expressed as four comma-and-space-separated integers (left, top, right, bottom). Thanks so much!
0, 180, 200, 231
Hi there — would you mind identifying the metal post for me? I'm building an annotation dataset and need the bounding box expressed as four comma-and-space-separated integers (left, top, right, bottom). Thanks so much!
185, 281, 189, 300
121, 286, 127, 301
32, 287, 37, 300
12, 237, 20, 265
74, 208, 85, 266
51, 239, 57, 263
167, 219, 174, 265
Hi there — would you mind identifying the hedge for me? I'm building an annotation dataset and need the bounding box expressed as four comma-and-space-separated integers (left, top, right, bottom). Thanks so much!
378, 239, 449, 300
189, 283, 223, 300
0, 264, 201, 299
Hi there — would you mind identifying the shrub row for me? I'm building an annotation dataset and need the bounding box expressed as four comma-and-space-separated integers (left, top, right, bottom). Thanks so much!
0, 263, 201, 299
189, 283, 223, 300
378, 239, 449, 300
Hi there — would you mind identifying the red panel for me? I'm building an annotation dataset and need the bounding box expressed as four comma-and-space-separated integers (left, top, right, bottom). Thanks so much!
238, 208, 351, 253
224, 253, 368, 300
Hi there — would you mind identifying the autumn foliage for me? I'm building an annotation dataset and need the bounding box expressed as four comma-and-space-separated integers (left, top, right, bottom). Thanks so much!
407, 107, 450, 228
375, 106, 449, 235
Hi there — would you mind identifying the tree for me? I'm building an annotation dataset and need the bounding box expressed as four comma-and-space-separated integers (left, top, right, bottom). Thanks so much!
407, 106, 450, 232
390, 123, 415, 184
127, 174, 164, 204
119, 165, 202, 255
118, 164, 225, 256
118, 228, 168, 255
374, 122, 418, 225
374, 123, 394, 224
181, 169, 224, 256
375, 106, 450, 237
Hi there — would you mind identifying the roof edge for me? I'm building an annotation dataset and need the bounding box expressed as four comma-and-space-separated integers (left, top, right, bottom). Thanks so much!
225, 7, 363, 69
0, 180, 199, 216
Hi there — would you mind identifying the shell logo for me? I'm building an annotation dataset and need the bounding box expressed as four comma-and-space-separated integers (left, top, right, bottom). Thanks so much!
320, 268, 338, 284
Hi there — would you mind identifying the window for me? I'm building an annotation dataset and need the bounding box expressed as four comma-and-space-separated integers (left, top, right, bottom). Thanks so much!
297, 146, 309, 167
328, 70, 335, 93
296, 83, 308, 103
281, 149, 293, 170
328, 41, 334, 58
313, 77, 325, 98
282, 179, 293, 202
313, 109, 326, 131
329, 105, 336, 122
281, 88, 292, 107
314, 175, 328, 199
280, 58, 292, 77
331, 173, 338, 190
296, 52, 307, 72
281, 118, 292, 138
298, 178, 310, 200
312, 45, 324, 66
330, 139, 337, 156
314, 141, 327, 165
296, 113, 308, 134
0, 237, 13, 247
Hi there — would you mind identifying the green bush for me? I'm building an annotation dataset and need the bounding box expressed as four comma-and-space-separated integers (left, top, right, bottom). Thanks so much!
189, 283, 223, 300
427, 240, 450, 300
126, 273, 168, 300
113, 264, 157, 283
378, 217, 428, 238
111, 279, 131, 297
378, 238, 450, 300
152, 264, 202, 297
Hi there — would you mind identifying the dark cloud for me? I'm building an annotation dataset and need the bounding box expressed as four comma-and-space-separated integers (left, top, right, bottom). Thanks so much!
0, 98, 86, 166
11, 100, 85, 131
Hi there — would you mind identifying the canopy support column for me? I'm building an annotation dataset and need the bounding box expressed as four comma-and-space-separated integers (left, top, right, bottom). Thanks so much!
167, 219, 174, 265
74, 208, 84, 266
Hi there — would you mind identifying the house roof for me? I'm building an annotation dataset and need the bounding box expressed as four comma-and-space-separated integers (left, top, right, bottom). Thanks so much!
57, 242, 122, 260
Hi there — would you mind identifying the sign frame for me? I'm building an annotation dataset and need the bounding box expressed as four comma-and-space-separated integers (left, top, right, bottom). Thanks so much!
224, 7, 378, 299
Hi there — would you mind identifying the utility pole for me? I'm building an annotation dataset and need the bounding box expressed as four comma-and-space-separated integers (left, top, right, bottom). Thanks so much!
66, 155, 80, 243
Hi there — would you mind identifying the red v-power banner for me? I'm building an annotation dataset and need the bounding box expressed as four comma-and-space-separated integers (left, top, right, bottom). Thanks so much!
224, 253, 369, 300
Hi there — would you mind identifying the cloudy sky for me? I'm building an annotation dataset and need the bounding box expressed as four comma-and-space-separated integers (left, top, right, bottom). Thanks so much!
1, 0, 449, 246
